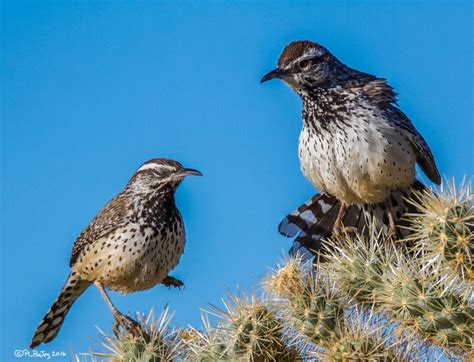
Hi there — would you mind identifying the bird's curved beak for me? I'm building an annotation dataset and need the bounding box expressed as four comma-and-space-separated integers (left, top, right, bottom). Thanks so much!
175, 168, 203, 178
260, 68, 286, 83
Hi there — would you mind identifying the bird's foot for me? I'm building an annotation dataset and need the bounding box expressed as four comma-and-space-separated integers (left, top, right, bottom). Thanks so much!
342, 226, 358, 235
333, 226, 358, 237
386, 226, 398, 241
162, 275, 184, 289
112, 313, 142, 339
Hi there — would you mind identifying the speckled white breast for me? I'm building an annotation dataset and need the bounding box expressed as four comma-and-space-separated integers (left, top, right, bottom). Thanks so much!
75, 221, 185, 294
299, 101, 416, 204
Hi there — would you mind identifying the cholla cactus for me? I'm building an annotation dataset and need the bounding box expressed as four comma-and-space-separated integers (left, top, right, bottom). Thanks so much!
82, 179, 473, 361
319, 307, 406, 361
264, 257, 404, 360
179, 315, 229, 361
182, 293, 299, 361
322, 223, 473, 356
263, 257, 345, 346
79, 308, 182, 362
405, 179, 473, 281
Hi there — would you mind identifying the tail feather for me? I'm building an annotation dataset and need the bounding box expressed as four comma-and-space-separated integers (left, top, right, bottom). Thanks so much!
291, 199, 341, 255
279, 193, 340, 238
279, 181, 427, 258
30, 273, 90, 348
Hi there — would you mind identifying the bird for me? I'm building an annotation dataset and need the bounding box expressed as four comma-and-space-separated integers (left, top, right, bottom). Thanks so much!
261, 40, 440, 257
30, 158, 202, 348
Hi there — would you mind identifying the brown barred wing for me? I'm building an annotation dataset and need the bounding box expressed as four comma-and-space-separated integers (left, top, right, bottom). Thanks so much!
69, 197, 129, 267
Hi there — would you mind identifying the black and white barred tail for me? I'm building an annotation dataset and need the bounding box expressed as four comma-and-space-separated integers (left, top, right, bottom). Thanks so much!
30, 274, 90, 348
278, 181, 425, 259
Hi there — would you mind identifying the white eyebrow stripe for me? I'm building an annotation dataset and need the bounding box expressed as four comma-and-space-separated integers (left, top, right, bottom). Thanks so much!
137, 163, 175, 173
137, 163, 160, 172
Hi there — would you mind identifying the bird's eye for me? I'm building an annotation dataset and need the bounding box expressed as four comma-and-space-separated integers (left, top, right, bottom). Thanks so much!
299, 59, 310, 69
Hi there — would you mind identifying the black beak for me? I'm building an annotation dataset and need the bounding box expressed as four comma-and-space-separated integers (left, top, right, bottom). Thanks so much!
176, 168, 203, 178
260, 68, 286, 83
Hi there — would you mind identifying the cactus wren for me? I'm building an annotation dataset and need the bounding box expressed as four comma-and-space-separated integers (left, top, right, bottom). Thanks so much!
30, 158, 202, 348
261, 41, 440, 255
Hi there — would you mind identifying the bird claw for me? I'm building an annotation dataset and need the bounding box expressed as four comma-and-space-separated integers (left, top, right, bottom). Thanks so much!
333, 226, 358, 237
112, 313, 142, 339
162, 276, 185, 290
342, 226, 358, 234
386, 226, 398, 241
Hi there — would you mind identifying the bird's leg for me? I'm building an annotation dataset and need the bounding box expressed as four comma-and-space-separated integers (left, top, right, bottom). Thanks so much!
333, 202, 357, 236
333, 202, 347, 236
385, 198, 397, 239
162, 275, 184, 289
94, 282, 141, 338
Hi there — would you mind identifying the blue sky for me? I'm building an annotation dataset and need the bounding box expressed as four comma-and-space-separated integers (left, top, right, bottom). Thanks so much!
1, 1, 472, 359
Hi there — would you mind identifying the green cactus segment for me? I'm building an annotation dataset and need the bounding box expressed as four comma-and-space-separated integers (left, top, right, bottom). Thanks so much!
221, 295, 299, 361
325, 245, 386, 305
264, 258, 343, 345
86, 308, 181, 362
187, 338, 229, 362
384, 267, 473, 351
405, 182, 473, 281
231, 304, 282, 358
264, 258, 401, 360
182, 294, 300, 361
322, 325, 401, 362
323, 229, 473, 354
291, 284, 344, 345
179, 324, 231, 361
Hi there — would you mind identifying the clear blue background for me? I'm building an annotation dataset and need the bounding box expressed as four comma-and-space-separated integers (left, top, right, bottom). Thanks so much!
1, 1, 472, 360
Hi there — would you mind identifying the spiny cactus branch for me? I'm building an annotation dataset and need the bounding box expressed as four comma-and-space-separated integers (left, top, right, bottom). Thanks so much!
80, 179, 473, 361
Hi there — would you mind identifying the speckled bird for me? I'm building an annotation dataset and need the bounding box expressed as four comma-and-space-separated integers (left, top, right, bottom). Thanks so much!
30, 158, 201, 348
261, 40, 440, 255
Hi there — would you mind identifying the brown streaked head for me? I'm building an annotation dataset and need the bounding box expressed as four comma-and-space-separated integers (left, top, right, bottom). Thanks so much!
277, 40, 323, 68
260, 40, 350, 91
131, 158, 202, 188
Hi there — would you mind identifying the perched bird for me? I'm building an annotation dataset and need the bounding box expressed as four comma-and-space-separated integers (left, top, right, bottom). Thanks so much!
261, 40, 440, 256
30, 158, 202, 348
